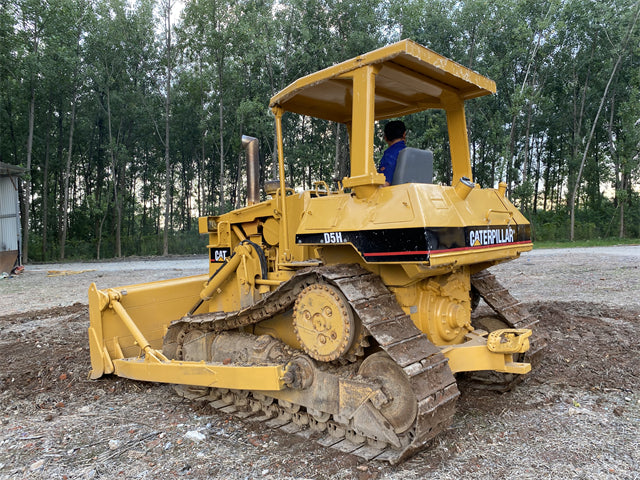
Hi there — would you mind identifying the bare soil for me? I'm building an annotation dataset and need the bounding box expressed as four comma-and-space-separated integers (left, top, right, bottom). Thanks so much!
1, 247, 639, 480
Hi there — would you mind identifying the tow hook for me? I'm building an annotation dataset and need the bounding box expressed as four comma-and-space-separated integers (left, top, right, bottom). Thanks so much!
487, 329, 531, 354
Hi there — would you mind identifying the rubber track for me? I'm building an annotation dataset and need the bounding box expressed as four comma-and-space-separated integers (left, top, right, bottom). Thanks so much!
168, 264, 459, 464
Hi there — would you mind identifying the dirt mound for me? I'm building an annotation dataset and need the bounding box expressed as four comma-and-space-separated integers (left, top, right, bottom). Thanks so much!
1, 305, 91, 404
531, 301, 639, 390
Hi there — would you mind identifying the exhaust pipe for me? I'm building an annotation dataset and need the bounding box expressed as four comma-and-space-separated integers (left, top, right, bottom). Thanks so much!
242, 135, 260, 206
454, 176, 475, 200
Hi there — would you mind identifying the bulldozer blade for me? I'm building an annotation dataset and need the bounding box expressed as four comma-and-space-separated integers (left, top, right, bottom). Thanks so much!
88, 274, 209, 380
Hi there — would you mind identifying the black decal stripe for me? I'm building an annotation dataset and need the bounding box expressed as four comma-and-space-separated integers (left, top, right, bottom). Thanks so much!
296, 225, 531, 263
363, 250, 430, 257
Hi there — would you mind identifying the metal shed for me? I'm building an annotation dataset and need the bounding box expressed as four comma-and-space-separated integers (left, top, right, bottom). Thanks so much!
0, 162, 26, 273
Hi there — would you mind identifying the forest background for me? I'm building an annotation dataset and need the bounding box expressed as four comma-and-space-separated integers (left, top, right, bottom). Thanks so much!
1, 0, 639, 261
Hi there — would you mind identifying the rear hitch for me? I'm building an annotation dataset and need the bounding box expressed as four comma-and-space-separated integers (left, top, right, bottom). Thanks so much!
486, 329, 531, 354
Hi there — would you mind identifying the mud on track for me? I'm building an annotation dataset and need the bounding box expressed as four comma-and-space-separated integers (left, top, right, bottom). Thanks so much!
0, 248, 638, 479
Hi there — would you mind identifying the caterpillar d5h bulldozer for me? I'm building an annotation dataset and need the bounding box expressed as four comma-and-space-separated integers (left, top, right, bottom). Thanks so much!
88, 39, 543, 464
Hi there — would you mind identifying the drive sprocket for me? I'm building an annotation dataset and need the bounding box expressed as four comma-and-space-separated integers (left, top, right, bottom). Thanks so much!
293, 283, 357, 362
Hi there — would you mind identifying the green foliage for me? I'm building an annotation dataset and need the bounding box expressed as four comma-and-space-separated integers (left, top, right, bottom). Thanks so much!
28, 230, 207, 262
534, 237, 640, 249
1, 0, 640, 260
530, 190, 640, 242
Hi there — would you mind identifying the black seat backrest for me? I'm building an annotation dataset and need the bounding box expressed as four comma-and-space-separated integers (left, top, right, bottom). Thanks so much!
391, 147, 434, 185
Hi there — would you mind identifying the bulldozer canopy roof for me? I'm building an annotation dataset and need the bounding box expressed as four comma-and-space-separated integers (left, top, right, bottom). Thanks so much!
269, 39, 496, 123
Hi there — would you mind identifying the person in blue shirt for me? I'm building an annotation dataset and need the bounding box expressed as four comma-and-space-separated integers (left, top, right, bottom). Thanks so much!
377, 120, 406, 186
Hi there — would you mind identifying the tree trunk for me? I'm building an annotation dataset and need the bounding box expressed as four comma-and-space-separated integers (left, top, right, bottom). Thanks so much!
218, 91, 224, 213
506, 114, 517, 193
22, 85, 36, 264
619, 175, 625, 238
60, 93, 77, 260
235, 150, 243, 209
200, 139, 205, 216
607, 92, 625, 239
163, 1, 172, 256
42, 119, 51, 261
520, 100, 533, 210
106, 86, 121, 257
96, 210, 108, 260
198, 55, 206, 217
218, 48, 225, 214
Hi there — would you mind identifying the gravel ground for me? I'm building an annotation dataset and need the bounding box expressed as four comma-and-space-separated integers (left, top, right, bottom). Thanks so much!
0, 246, 638, 479
491, 246, 640, 308
0, 256, 207, 317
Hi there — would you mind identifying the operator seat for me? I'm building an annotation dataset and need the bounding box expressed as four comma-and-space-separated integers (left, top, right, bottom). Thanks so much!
391, 147, 434, 185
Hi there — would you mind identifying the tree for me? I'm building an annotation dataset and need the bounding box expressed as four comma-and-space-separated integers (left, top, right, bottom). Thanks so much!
568, 1, 640, 240
2, 0, 639, 262
180, 0, 238, 214
16, 0, 46, 263
162, 0, 173, 255
86, 0, 158, 257
53, 0, 90, 259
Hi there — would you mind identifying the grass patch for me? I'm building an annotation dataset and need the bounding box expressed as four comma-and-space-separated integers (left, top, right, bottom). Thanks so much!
533, 238, 640, 249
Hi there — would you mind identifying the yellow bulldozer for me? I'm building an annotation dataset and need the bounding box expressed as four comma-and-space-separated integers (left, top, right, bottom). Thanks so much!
88, 39, 543, 463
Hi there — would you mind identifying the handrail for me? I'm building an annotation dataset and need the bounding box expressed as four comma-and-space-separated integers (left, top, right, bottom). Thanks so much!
485, 208, 514, 223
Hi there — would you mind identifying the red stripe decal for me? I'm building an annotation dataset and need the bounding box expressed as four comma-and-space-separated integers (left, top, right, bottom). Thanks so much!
363, 241, 532, 257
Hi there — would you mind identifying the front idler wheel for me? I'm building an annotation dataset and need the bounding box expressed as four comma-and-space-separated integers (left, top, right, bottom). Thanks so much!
358, 352, 417, 434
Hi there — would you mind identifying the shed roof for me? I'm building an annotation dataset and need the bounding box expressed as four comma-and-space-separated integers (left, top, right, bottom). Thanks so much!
0, 162, 27, 177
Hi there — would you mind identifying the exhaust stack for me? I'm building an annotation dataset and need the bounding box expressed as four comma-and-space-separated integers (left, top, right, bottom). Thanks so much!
242, 135, 260, 206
